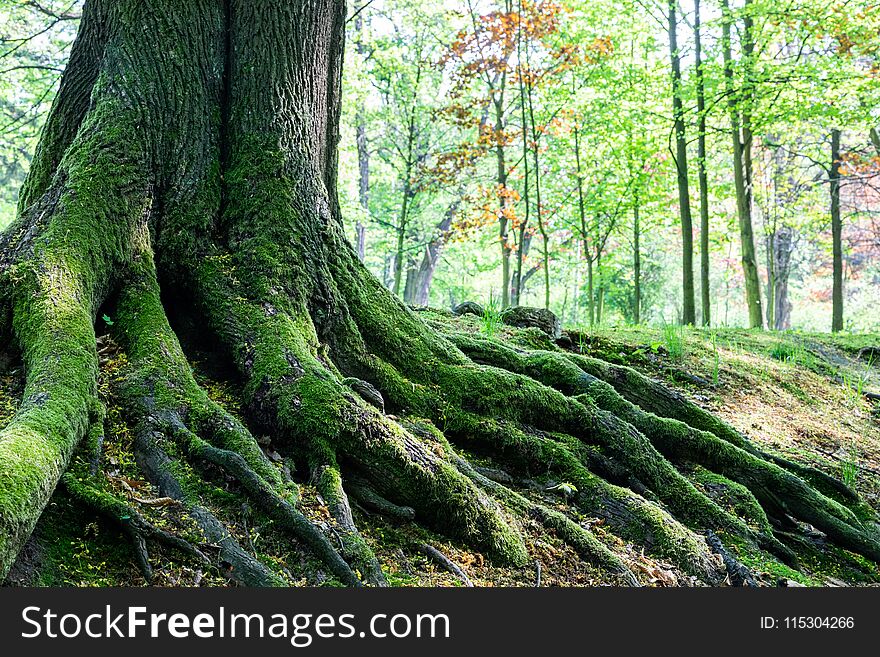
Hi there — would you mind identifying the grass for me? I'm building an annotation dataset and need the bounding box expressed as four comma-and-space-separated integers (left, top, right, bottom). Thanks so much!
768, 339, 805, 365
480, 291, 502, 339
662, 323, 686, 362
710, 331, 721, 385
840, 442, 860, 490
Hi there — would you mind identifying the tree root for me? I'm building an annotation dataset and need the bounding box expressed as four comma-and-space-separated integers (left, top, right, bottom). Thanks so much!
706, 530, 757, 587
62, 468, 213, 583
346, 474, 415, 521
445, 334, 880, 563
420, 543, 473, 587
133, 426, 284, 586
311, 461, 385, 586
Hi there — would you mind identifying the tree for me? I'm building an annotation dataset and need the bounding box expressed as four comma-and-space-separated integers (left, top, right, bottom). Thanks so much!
831, 128, 843, 332
2, 0, 878, 586
721, 0, 763, 328
694, 0, 710, 327
666, 0, 695, 325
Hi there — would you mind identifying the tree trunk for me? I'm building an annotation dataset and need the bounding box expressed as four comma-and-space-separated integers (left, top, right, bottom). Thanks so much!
722, 0, 763, 329
494, 95, 512, 308
353, 1, 369, 262
695, 0, 710, 327
667, 0, 696, 326
404, 201, 456, 307
525, 71, 550, 311
633, 195, 641, 325
2, 0, 876, 585
831, 128, 843, 332
769, 226, 794, 330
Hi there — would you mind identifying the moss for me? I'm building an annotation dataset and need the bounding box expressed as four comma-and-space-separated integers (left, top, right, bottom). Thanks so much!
691, 467, 771, 533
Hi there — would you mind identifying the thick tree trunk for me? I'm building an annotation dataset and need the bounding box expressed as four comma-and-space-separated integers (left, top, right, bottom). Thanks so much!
667, 0, 696, 326
831, 128, 844, 332
2, 0, 877, 586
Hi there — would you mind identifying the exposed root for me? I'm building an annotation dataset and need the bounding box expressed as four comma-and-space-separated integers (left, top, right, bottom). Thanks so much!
420, 543, 473, 587
62, 468, 213, 583
706, 530, 757, 587
133, 426, 284, 587
99, 255, 362, 585
446, 334, 880, 563
561, 347, 859, 504
311, 461, 385, 586
346, 474, 415, 521
171, 425, 361, 586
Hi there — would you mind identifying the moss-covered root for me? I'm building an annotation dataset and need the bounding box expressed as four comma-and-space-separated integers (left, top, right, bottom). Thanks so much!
62, 468, 213, 583
325, 402, 530, 568
191, 260, 529, 568
172, 426, 362, 587
403, 418, 637, 581
133, 426, 284, 586
109, 260, 361, 585
449, 335, 879, 560
453, 456, 639, 585
311, 461, 386, 586
0, 265, 101, 577
345, 474, 416, 521
443, 414, 721, 581
562, 349, 858, 504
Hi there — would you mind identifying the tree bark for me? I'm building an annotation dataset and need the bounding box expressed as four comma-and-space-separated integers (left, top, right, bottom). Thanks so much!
403, 200, 456, 306
768, 226, 794, 330
667, 0, 696, 326
633, 195, 641, 325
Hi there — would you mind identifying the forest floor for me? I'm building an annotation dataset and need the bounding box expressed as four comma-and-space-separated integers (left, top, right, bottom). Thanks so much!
2, 313, 879, 587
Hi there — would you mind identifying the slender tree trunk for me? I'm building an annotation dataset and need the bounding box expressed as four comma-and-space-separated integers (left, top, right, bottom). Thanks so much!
574, 125, 594, 326
870, 126, 880, 157
526, 74, 549, 310
392, 86, 419, 297
721, 0, 763, 328
695, 0, 710, 326
831, 128, 843, 332
512, 0, 529, 307
410, 200, 457, 306
494, 94, 512, 308
353, 2, 369, 261
667, 0, 696, 325
596, 247, 605, 325
770, 225, 794, 330
633, 195, 641, 325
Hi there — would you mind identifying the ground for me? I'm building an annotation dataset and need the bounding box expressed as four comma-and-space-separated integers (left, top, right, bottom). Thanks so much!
2, 311, 878, 587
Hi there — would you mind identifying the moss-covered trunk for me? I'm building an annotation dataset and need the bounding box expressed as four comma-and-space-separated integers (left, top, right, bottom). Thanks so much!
1, 0, 878, 586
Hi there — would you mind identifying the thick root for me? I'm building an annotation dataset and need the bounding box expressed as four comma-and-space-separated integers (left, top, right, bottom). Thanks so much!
447, 334, 880, 563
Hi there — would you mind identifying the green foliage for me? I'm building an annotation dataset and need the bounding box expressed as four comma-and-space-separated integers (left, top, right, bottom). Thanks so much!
769, 340, 805, 365
840, 442, 859, 490
480, 292, 502, 339
662, 323, 685, 362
